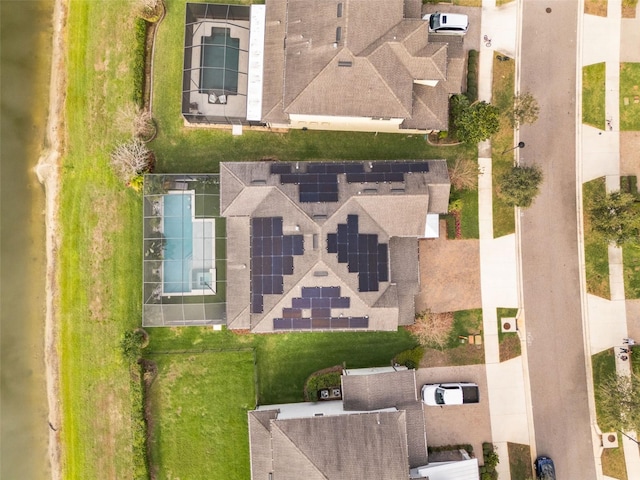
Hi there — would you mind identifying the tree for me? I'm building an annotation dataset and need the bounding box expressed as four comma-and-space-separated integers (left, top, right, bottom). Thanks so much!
597, 373, 640, 433
588, 190, 640, 247
448, 157, 480, 191
110, 138, 153, 184
508, 92, 540, 127
116, 103, 156, 141
451, 94, 500, 144
497, 165, 543, 208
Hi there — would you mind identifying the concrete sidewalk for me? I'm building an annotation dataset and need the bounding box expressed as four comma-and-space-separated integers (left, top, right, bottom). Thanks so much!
580, 1, 640, 480
476, 3, 532, 478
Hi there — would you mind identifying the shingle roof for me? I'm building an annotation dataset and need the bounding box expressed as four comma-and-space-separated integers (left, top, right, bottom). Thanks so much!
249, 411, 410, 480
262, 0, 467, 130
221, 160, 450, 332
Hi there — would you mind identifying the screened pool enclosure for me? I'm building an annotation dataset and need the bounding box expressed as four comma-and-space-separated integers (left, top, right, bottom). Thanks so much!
143, 175, 226, 326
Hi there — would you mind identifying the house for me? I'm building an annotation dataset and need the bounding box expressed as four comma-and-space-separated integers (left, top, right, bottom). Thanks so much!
220, 160, 451, 332
248, 368, 479, 479
182, 0, 466, 133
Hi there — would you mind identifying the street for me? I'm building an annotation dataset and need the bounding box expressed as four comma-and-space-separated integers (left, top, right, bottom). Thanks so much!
519, 1, 598, 478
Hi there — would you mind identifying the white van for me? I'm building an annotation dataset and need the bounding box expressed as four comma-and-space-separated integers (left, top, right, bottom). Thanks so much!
423, 11, 469, 35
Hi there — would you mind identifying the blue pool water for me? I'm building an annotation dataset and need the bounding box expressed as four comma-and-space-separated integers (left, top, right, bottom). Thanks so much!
163, 194, 193, 293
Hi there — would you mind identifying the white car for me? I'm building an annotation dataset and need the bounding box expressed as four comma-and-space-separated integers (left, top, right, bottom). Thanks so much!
423, 12, 469, 35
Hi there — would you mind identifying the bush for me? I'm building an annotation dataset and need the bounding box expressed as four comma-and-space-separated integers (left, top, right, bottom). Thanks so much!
466, 50, 479, 103
407, 310, 454, 349
305, 368, 342, 401
110, 138, 153, 185
121, 329, 148, 363
394, 346, 424, 369
450, 95, 500, 144
481, 442, 499, 480
133, 18, 147, 107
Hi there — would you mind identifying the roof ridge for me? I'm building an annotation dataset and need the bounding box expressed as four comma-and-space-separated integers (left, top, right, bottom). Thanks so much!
366, 45, 413, 117
271, 420, 330, 479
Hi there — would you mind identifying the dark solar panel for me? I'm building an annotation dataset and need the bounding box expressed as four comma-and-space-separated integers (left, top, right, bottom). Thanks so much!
344, 163, 364, 173
302, 286, 322, 298
321, 286, 340, 297
270, 163, 292, 174
251, 217, 305, 313
349, 317, 369, 328
371, 163, 391, 172
292, 297, 311, 309
312, 308, 331, 318
312, 318, 331, 329
331, 297, 350, 308
293, 318, 312, 329
331, 317, 349, 328
282, 308, 302, 318
346, 172, 367, 183
327, 234, 338, 253
274, 318, 292, 329
347, 215, 358, 232
385, 172, 405, 182
312, 297, 331, 308
280, 173, 299, 184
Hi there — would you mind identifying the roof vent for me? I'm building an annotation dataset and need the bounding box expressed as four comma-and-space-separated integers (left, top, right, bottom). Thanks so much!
338, 60, 352, 67
251, 179, 266, 185
337, 3, 343, 17
336, 27, 342, 42
314, 271, 329, 277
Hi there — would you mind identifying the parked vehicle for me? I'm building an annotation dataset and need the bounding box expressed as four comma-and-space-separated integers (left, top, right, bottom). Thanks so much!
421, 382, 479, 406
422, 12, 469, 35
534, 456, 556, 480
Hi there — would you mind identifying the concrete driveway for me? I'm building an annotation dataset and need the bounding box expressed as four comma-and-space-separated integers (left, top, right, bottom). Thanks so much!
415, 364, 492, 464
421, 3, 482, 54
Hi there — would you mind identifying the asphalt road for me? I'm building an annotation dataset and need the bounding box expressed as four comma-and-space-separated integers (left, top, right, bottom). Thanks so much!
519, 1, 598, 478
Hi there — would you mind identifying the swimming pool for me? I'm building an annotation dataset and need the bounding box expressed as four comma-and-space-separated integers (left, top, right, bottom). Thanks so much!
163, 193, 193, 293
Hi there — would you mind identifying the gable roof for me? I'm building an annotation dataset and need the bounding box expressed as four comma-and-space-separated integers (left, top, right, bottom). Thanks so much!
262, 0, 466, 130
221, 160, 450, 332
249, 411, 410, 480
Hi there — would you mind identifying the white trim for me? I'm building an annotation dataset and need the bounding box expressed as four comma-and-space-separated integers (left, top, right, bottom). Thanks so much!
246, 4, 266, 121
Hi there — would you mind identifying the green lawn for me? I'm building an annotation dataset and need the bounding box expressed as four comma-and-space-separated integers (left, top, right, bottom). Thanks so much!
592, 348, 617, 431
59, 1, 146, 477
623, 244, 640, 298
620, 63, 640, 130
491, 53, 516, 238
601, 433, 628, 480
583, 63, 606, 129
147, 350, 256, 480
507, 443, 533, 480
497, 308, 521, 362
146, 327, 418, 404
582, 178, 611, 298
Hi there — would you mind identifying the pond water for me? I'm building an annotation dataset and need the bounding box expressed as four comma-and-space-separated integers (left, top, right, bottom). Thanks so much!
1, 1, 54, 478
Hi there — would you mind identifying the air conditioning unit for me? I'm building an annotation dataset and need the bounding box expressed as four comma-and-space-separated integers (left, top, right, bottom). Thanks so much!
501, 317, 517, 333
332, 388, 342, 398
602, 432, 619, 448
319, 389, 330, 399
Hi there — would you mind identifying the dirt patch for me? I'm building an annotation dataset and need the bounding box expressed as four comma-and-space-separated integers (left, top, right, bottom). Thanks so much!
415, 237, 481, 314
584, 0, 608, 16
499, 335, 522, 362
620, 131, 640, 176
420, 344, 485, 367
625, 299, 640, 341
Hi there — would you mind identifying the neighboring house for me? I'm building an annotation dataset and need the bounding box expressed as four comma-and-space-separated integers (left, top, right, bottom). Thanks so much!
220, 160, 451, 332
181, 0, 466, 133
248, 368, 479, 479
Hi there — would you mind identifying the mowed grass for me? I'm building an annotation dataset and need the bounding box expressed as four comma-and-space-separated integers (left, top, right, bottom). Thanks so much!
59, 1, 145, 478
591, 348, 617, 430
582, 178, 611, 298
146, 327, 418, 404
601, 433, 628, 480
623, 244, 640, 298
491, 53, 516, 238
507, 443, 533, 480
583, 63, 606, 129
147, 350, 256, 480
620, 63, 640, 131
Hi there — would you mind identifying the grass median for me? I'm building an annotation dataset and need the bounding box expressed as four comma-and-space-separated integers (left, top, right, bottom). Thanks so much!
582, 178, 611, 298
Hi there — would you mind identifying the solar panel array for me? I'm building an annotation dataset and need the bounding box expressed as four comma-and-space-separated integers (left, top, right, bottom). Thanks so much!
269, 161, 431, 203
251, 217, 304, 313
272, 286, 369, 330
327, 215, 388, 292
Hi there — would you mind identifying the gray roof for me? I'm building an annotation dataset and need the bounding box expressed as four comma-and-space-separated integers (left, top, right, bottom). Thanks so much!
248, 411, 410, 480
341, 369, 427, 468
262, 0, 466, 130
221, 161, 450, 332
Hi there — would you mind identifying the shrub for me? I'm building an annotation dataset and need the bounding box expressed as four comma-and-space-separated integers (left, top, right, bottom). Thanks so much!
449, 157, 480, 191
588, 190, 640, 246
133, 17, 147, 107
407, 310, 454, 349
305, 368, 342, 401
121, 329, 148, 363
451, 95, 500, 144
394, 346, 424, 369
110, 138, 153, 185
466, 50, 479, 103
